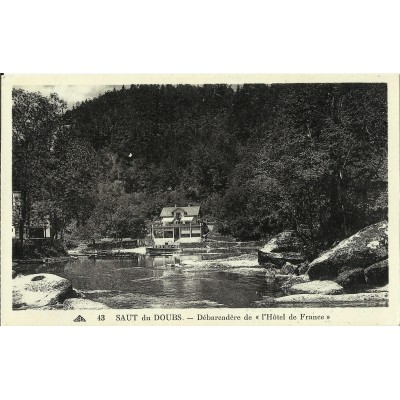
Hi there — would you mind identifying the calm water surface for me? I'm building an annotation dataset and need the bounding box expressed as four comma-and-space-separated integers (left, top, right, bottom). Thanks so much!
17, 251, 285, 308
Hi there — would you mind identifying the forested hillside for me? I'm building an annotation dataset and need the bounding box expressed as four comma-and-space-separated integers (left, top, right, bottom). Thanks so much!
12, 83, 387, 254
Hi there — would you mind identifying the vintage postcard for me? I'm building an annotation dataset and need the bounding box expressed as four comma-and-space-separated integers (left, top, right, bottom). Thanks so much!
1, 74, 399, 325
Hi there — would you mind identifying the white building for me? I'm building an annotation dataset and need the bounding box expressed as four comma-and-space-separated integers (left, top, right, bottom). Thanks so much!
151, 206, 205, 245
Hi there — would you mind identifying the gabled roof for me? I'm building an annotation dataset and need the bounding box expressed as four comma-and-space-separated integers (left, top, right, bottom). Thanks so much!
160, 206, 201, 217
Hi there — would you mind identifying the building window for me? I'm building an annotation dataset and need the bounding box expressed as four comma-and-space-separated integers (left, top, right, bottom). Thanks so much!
181, 227, 190, 237
164, 230, 173, 238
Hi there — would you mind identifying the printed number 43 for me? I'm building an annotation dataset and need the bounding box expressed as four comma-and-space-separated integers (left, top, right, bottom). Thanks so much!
97, 315, 105, 321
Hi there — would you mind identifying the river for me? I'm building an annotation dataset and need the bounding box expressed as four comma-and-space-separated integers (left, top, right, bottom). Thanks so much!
16, 250, 285, 308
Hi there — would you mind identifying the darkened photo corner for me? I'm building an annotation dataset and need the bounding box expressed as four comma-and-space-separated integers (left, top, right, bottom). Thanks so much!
10, 79, 389, 311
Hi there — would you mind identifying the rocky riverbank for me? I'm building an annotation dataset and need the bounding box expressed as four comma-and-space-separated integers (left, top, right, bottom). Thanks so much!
257, 221, 389, 306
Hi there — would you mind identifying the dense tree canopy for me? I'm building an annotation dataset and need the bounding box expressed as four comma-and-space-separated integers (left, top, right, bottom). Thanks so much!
13, 89, 67, 241
13, 83, 387, 251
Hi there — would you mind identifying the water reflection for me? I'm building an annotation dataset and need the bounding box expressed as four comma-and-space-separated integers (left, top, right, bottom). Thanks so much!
15, 251, 284, 308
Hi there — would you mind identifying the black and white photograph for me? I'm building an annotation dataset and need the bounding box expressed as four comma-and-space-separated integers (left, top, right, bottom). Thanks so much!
2, 3, 400, 400
4, 74, 396, 320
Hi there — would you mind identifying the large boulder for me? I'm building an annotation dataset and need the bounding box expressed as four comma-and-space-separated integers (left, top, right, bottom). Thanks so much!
258, 231, 306, 268
364, 259, 388, 285
288, 280, 344, 295
260, 231, 305, 253
335, 268, 366, 288
63, 299, 110, 310
13, 274, 74, 308
307, 221, 388, 280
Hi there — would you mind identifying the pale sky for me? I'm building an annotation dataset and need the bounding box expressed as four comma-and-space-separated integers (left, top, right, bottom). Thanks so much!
15, 85, 123, 109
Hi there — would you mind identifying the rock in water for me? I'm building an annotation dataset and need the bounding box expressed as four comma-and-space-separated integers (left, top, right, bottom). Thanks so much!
258, 231, 306, 267
364, 259, 388, 285
281, 262, 296, 275
307, 221, 388, 280
63, 299, 110, 310
335, 268, 366, 288
13, 274, 74, 308
288, 280, 344, 295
